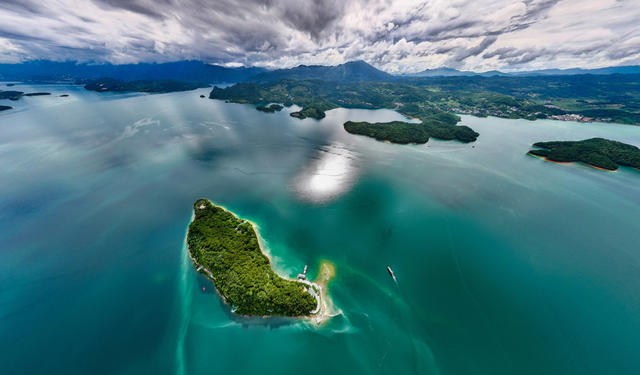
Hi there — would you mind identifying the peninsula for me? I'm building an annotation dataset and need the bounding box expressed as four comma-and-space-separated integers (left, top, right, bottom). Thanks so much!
186, 199, 322, 317
528, 138, 640, 170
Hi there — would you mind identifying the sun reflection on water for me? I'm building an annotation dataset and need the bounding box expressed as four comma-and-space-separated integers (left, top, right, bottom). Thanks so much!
293, 142, 359, 203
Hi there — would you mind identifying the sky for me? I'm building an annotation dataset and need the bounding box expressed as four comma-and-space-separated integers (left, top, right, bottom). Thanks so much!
0, 0, 638, 73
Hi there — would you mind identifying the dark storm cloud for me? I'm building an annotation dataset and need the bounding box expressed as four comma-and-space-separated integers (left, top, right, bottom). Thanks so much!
0, 0, 638, 72
452, 36, 498, 62
94, 0, 173, 18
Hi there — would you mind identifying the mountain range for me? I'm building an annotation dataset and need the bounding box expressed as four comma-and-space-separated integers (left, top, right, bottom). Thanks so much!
0, 60, 638, 84
249, 60, 393, 82
0, 60, 265, 83
406, 65, 640, 77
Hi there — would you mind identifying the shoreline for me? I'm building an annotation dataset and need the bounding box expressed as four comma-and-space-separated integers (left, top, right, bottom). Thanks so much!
527, 151, 617, 172
185, 199, 334, 324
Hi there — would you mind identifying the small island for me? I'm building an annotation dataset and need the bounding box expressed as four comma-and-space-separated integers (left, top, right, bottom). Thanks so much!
344, 111, 479, 144
85, 78, 208, 93
0, 105, 12, 112
0, 90, 24, 100
256, 104, 284, 113
290, 106, 325, 119
24, 92, 51, 96
528, 138, 640, 171
187, 199, 325, 317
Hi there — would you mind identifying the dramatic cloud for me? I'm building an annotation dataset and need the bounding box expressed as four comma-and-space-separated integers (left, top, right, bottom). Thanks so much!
0, 0, 638, 72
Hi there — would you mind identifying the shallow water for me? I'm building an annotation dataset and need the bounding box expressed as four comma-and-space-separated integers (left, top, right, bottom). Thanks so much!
1, 84, 639, 374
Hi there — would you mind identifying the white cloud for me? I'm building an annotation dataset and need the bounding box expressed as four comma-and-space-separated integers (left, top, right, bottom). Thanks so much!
0, 0, 638, 72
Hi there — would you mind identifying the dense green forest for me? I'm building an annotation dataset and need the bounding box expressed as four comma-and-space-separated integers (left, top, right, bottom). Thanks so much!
210, 74, 640, 125
210, 80, 479, 141
187, 199, 317, 316
85, 78, 208, 93
256, 104, 283, 113
291, 106, 325, 119
344, 113, 478, 144
407, 75, 640, 124
344, 121, 430, 143
528, 138, 640, 170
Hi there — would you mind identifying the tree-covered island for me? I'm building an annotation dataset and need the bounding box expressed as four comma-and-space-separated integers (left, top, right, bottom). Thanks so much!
290, 106, 325, 119
344, 109, 478, 143
256, 103, 283, 113
0, 90, 24, 100
0, 105, 11, 111
187, 199, 319, 317
528, 138, 640, 171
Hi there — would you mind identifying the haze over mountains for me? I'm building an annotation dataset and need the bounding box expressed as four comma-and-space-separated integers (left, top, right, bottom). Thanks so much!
0, 61, 264, 83
1, 60, 639, 84
407, 65, 640, 77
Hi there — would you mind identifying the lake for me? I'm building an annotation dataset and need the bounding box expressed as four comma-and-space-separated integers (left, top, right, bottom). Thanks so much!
1, 84, 639, 374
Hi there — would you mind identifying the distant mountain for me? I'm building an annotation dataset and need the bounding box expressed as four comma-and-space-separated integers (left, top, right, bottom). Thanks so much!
250, 60, 393, 82
0, 60, 265, 83
403, 65, 640, 77
403, 67, 507, 77
510, 65, 640, 76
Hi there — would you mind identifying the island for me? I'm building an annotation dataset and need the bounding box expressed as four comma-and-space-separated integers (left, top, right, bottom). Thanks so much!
187, 199, 327, 317
84, 78, 208, 93
344, 113, 478, 144
24, 92, 51, 96
528, 138, 640, 171
0, 90, 23, 100
0, 105, 11, 112
256, 103, 284, 113
290, 106, 325, 119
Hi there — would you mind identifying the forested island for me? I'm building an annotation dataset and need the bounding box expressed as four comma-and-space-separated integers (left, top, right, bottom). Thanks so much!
0, 90, 24, 100
290, 106, 325, 119
528, 138, 640, 170
85, 78, 208, 93
256, 104, 283, 113
187, 199, 319, 317
0, 90, 52, 110
345, 120, 478, 144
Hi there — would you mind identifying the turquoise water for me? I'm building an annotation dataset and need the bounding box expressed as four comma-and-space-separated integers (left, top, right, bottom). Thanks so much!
1, 85, 639, 374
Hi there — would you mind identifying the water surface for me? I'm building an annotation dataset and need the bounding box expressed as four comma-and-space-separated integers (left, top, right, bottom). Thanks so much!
1, 84, 639, 374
